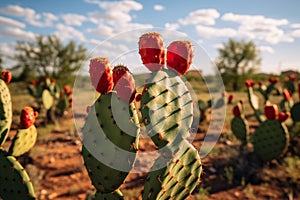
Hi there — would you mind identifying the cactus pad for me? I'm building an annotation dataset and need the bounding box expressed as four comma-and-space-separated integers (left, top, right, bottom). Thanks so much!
0, 79, 12, 145
140, 68, 193, 149
0, 148, 36, 199
253, 119, 289, 162
42, 89, 54, 110
291, 103, 300, 122
8, 125, 37, 157
82, 92, 139, 193
88, 189, 124, 200
142, 140, 202, 200
231, 116, 249, 144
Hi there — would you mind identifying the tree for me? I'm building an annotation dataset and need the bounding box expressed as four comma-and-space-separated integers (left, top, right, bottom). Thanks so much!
12, 35, 87, 85
216, 39, 261, 91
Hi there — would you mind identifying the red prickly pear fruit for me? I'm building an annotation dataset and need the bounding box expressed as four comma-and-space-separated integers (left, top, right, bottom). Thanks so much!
166, 40, 193, 76
1, 70, 12, 84
51, 79, 56, 83
264, 104, 278, 120
64, 85, 73, 96
30, 80, 37, 85
89, 57, 114, 94
289, 74, 296, 81
278, 112, 290, 123
20, 106, 38, 129
268, 77, 279, 84
258, 80, 263, 86
228, 94, 234, 104
138, 32, 165, 71
245, 79, 254, 88
113, 65, 136, 103
233, 105, 242, 117
282, 89, 291, 100
68, 98, 72, 107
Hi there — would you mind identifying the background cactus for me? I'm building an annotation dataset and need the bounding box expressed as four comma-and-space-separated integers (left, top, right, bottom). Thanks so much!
231, 101, 249, 145
252, 104, 290, 162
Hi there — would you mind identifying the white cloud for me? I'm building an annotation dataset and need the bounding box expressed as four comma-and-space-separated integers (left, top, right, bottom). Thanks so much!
222, 13, 288, 26
154, 5, 165, 11
178, 9, 220, 26
0, 27, 35, 41
165, 23, 179, 31
291, 23, 300, 29
221, 12, 292, 44
0, 16, 25, 28
0, 5, 58, 27
291, 29, 300, 37
196, 25, 237, 38
55, 24, 86, 42
61, 13, 87, 26
258, 45, 274, 54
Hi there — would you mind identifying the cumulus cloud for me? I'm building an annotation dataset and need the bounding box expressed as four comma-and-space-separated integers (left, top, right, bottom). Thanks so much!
61, 13, 87, 26
221, 12, 292, 44
0, 5, 58, 27
258, 45, 274, 54
55, 24, 86, 42
290, 23, 300, 29
291, 29, 300, 37
165, 23, 179, 31
196, 25, 237, 38
0, 16, 25, 28
178, 9, 220, 26
154, 5, 165, 11
0, 27, 35, 41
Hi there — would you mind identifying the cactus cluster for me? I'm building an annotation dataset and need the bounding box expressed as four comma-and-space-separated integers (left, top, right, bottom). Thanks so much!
28, 77, 72, 121
0, 71, 38, 199
253, 104, 290, 162
81, 32, 202, 199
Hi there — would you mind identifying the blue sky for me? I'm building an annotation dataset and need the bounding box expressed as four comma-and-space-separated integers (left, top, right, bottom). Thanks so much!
0, 0, 300, 74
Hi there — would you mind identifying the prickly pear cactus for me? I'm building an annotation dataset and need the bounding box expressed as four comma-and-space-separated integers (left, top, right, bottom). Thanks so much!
82, 92, 139, 193
253, 119, 289, 162
231, 102, 249, 144
140, 68, 193, 149
42, 89, 54, 110
0, 79, 12, 146
142, 140, 202, 200
0, 148, 36, 200
8, 125, 38, 157
231, 116, 249, 143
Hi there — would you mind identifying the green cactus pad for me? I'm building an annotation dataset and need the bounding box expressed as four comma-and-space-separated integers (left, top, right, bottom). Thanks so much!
82, 145, 134, 193
42, 89, 54, 110
82, 92, 139, 193
8, 125, 37, 157
0, 79, 12, 146
140, 69, 193, 148
253, 119, 289, 162
0, 148, 36, 199
49, 82, 60, 99
231, 116, 249, 144
291, 103, 300, 122
142, 140, 202, 200
284, 81, 295, 94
